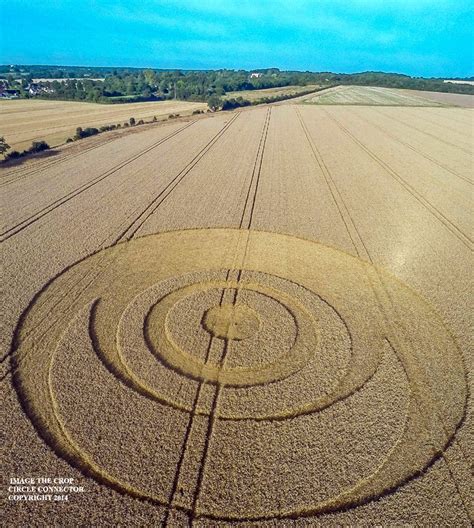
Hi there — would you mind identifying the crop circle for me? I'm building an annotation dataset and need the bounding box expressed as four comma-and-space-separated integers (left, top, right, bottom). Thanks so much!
11, 228, 467, 521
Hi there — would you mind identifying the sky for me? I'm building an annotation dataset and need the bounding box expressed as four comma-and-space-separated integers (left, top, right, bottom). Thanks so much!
1, 0, 473, 77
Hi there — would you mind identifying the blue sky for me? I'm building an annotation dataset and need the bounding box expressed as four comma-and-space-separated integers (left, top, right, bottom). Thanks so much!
1, 0, 473, 76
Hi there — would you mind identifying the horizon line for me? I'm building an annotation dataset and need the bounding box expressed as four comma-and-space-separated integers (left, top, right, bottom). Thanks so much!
1, 63, 473, 79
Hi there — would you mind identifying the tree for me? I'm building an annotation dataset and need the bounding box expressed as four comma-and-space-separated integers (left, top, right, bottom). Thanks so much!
207, 94, 222, 112
0, 136, 10, 156
143, 69, 157, 87
28, 140, 50, 153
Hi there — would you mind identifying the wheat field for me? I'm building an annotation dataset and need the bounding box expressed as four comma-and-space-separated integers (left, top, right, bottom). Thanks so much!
2, 99, 473, 526
301, 84, 474, 107
0, 99, 207, 152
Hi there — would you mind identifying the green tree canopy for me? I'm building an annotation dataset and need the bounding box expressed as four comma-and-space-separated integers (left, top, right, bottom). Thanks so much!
207, 94, 222, 112
0, 136, 11, 156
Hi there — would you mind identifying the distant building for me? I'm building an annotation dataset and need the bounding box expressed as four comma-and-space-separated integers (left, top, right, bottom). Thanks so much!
0, 89, 20, 99
28, 83, 41, 95
443, 79, 474, 86
250, 72, 262, 79
28, 83, 55, 96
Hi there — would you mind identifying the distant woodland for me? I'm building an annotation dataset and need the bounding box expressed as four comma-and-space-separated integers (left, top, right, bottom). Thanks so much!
1, 65, 473, 105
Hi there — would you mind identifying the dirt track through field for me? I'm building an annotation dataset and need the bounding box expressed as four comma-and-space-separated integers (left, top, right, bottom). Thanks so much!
2, 101, 473, 527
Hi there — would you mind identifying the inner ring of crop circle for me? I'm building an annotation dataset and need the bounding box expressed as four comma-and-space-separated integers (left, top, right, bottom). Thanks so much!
164, 280, 299, 369
145, 279, 320, 387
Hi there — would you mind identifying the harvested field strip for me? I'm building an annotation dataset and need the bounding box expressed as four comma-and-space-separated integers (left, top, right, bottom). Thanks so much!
0, 99, 207, 151
323, 108, 472, 249
224, 85, 320, 101
0, 120, 197, 241
349, 108, 472, 185
364, 86, 448, 106
301, 85, 446, 106
276, 85, 342, 105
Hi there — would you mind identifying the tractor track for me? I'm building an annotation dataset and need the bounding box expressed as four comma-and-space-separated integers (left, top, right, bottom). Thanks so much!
373, 108, 472, 155
162, 108, 272, 527
349, 107, 473, 186
324, 108, 472, 250
0, 120, 197, 242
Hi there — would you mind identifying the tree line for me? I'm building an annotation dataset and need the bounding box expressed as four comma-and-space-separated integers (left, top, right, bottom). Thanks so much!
1, 66, 473, 106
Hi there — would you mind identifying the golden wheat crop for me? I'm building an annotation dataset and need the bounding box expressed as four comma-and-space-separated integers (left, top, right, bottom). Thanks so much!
3, 101, 472, 527
0, 98, 207, 152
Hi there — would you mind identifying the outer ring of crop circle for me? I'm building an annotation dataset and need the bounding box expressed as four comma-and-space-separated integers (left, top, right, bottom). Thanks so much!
9, 228, 468, 522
